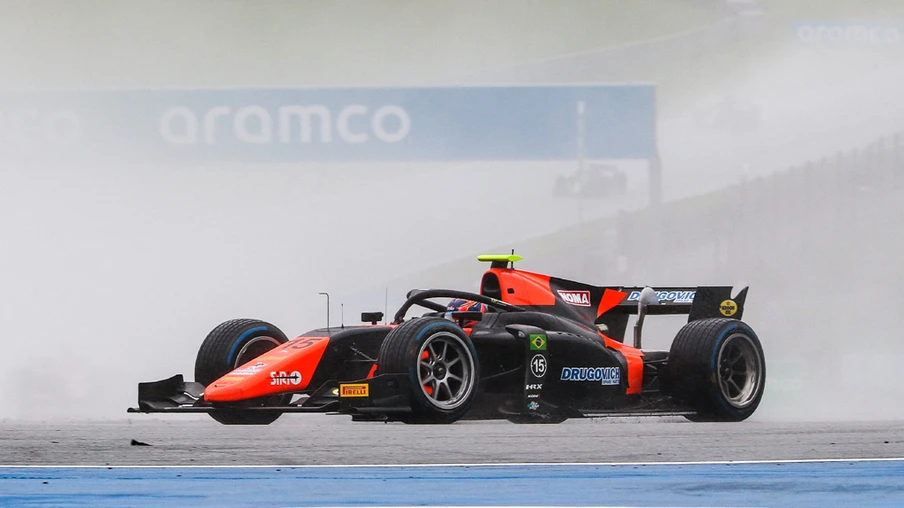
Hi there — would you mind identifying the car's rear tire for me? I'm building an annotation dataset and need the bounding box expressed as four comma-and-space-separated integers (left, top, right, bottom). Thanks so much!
195, 318, 290, 425
378, 317, 479, 424
667, 318, 765, 422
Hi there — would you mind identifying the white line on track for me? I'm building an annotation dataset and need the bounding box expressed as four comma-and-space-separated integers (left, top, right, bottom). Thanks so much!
2, 457, 903, 468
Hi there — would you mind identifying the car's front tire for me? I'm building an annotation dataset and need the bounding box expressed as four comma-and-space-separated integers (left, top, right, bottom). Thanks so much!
195, 318, 290, 425
378, 318, 479, 424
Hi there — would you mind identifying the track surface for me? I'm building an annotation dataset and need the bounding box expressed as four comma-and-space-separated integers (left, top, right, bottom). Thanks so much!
2, 417, 903, 466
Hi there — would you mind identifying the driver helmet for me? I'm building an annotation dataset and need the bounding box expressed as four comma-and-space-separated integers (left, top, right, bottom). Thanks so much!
444, 298, 487, 327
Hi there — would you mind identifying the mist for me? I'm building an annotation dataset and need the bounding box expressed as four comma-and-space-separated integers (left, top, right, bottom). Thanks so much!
1, 0, 903, 422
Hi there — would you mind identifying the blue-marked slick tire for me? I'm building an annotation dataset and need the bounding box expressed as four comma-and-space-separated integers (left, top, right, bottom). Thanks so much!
195, 318, 290, 425
378, 317, 479, 424
667, 318, 766, 422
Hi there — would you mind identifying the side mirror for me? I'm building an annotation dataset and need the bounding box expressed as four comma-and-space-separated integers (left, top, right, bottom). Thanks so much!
450, 311, 483, 327
361, 312, 384, 325
504, 324, 546, 343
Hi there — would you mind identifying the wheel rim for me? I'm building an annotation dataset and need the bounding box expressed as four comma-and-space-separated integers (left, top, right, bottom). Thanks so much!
717, 332, 762, 408
233, 336, 281, 368
417, 331, 475, 410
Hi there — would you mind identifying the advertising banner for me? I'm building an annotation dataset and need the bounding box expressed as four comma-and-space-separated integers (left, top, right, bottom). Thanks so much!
0, 85, 655, 162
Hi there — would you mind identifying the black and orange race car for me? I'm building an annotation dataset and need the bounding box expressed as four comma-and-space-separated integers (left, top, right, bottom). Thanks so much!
128, 255, 766, 424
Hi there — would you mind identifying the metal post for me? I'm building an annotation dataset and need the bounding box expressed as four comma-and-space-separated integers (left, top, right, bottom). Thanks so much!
318, 292, 330, 329
576, 100, 586, 223
649, 86, 662, 210
649, 153, 662, 209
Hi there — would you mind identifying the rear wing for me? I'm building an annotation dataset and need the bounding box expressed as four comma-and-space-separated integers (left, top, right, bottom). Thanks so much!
612, 286, 748, 320
596, 285, 748, 344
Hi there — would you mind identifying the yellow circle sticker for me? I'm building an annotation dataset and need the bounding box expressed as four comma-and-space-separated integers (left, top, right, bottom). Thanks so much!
720, 299, 738, 317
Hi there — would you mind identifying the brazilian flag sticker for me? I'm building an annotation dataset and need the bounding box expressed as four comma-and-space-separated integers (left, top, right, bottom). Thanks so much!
529, 334, 547, 351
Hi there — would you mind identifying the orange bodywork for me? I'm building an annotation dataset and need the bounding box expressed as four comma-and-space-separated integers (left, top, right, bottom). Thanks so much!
489, 269, 557, 306
600, 333, 645, 394
204, 336, 330, 402
597, 288, 627, 317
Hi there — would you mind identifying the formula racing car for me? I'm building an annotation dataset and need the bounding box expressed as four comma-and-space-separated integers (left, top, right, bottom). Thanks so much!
128, 255, 765, 424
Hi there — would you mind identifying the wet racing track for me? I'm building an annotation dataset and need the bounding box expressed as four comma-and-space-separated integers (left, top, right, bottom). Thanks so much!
2, 416, 904, 466
3, 417, 904, 507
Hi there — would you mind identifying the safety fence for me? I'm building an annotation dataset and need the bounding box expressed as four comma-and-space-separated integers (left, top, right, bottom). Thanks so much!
466, 13, 758, 84
610, 132, 904, 284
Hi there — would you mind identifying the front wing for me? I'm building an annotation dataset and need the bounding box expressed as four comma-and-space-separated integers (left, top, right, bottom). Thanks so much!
127, 373, 414, 417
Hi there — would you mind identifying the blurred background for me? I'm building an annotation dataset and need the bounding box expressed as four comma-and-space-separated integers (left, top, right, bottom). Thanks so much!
1, 0, 902, 421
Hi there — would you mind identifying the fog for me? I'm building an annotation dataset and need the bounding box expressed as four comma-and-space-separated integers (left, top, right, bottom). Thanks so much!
1, 1, 903, 422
